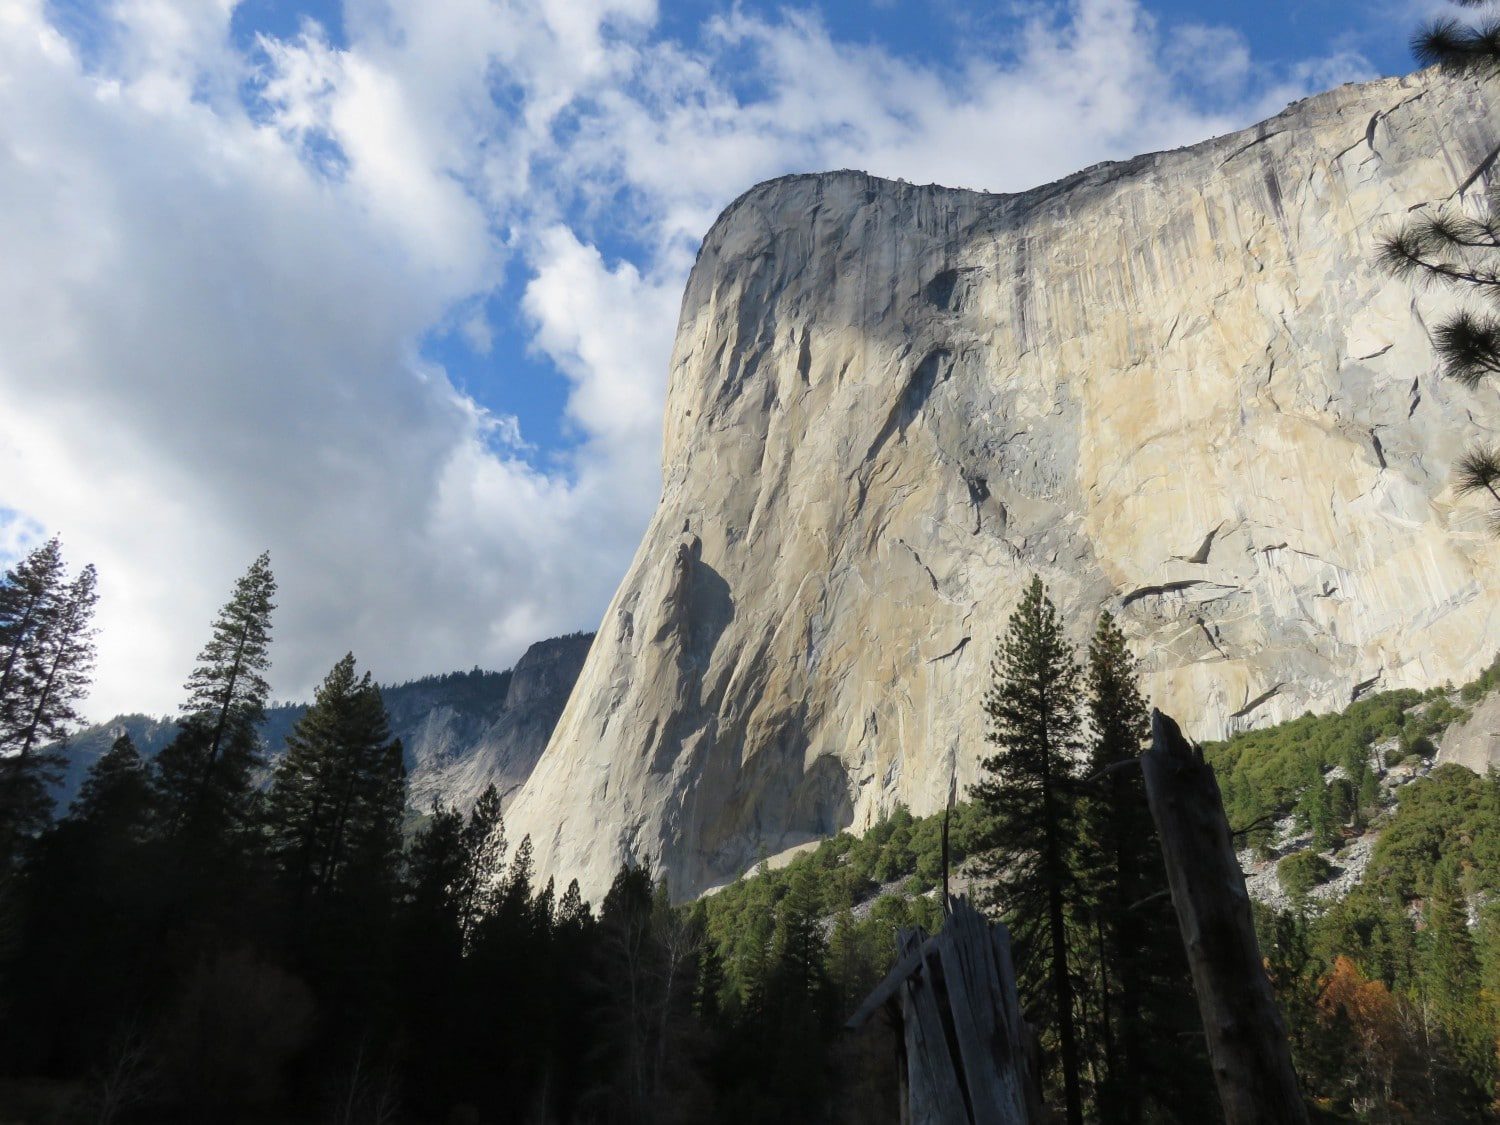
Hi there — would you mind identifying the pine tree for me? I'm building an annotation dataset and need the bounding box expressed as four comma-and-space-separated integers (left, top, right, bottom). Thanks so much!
1381, 2, 1500, 523
770, 865, 828, 1014
0, 542, 97, 862
0, 538, 66, 734
264, 653, 405, 919
694, 925, 726, 1023
558, 878, 591, 930
505, 835, 535, 909
1081, 612, 1215, 1122
1423, 862, 1482, 1034
971, 575, 1086, 1125
403, 785, 507, 955
1412, 1, 1500, 73
72, 733, 154, 840
1299, 772, 1339, 852
154, 552, 276, 842
534, 874, 556, 932
459, 785, 506, 950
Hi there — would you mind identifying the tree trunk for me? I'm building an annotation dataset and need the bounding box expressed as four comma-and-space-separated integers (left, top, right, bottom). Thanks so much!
1141, 709, 1309, 1125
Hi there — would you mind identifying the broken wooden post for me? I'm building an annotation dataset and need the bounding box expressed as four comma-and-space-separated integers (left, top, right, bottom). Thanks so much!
847, 896, 1039, 1124
1142, 708, 1309, 1125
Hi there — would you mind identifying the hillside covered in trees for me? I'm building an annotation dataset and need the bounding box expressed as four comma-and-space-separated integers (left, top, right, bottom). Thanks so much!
5, 538, 1500, 1122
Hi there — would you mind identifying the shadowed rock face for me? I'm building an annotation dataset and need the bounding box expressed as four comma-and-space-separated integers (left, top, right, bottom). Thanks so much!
507, 70, 1500, 903
54, 634, 595, 817
403, 633, 596, 812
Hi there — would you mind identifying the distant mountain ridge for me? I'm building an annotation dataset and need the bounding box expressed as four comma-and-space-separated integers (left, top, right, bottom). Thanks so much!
52, 632, 594, 816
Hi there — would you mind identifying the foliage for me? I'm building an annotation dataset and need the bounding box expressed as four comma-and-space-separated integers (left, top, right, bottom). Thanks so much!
970, 576, 1087, 1122
1205, 685, 1472, 849
1383, 0, 1500, 527
153, 551, 277, 847
1277, 851, 1335, 901
0, 538, 98, 865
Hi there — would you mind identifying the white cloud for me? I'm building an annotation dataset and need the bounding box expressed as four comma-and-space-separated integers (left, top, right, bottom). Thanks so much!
0, 0, 1378, 717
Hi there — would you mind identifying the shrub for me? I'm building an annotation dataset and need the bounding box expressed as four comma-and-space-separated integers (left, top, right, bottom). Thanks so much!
1278, 851, 1335, 900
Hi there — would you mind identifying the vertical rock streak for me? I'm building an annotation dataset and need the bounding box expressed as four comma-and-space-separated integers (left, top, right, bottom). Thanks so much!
509, 72, 1500, 901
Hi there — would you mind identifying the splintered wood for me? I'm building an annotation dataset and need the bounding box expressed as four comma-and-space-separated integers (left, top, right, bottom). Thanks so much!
846, 897, 1039, 1124
1143, 708, 1309, 1125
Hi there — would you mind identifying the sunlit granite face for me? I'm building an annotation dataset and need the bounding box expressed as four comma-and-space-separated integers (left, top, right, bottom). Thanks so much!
505, 69, 1500, 902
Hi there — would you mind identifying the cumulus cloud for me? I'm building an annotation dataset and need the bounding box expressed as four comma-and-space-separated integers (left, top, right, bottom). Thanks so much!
0, 0, 1377, 717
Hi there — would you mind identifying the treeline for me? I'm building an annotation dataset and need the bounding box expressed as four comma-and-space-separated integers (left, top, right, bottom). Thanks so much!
0, 544, 945, 1124
1207, 685, 1473, 855
0, 549, 1221, 1123
7, 539, 1499, 1121
1262, 760, 1500, 1119
0, 545, 856, 1123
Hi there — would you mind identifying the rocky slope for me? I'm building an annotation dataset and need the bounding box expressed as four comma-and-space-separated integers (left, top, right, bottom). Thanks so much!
506, 69, 1500, 902
55, 632, 593, 816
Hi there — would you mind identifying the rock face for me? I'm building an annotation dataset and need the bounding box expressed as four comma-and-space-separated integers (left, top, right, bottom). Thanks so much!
403, 633, 595, 812
507, 70, 1500, 903
1438, 692, 1500, 774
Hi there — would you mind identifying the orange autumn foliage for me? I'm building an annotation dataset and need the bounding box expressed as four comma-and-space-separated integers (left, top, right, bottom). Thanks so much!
1317, 955, 1402, 1075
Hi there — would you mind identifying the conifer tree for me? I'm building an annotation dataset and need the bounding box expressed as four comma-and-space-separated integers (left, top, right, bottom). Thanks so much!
0, 541, 97, 861
403, 784, 507, 954
770, 865, 828, 1014
693, 925, 726, 1023
971, 575, 1086, 1124
1299, 772, 1339, 852
1381, 1, 1500, 523
5, 563, 97, 760
154, 552, 276, 841
0, 538, 66, 732
72, 733, 154, 840
1412, 0, 1500, 73
1081, 612, 1215, 1122
264, 653, 404, 918
534, 874, 556, 932
505, 835, 535, 908
557, 878, 591, 930
1423, 861, 1482, 1035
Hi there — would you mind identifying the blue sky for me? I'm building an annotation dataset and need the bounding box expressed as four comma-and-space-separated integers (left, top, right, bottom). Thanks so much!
239, 0, 1420, 470
0, 0, 1435, 714
350, 1, 1394, 463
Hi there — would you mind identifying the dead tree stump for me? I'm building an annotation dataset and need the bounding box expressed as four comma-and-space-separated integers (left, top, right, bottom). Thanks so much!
1142, 708, 1309, 1125
847, 896, 1039, 1124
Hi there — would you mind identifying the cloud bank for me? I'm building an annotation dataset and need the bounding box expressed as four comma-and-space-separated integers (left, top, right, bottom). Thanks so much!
0, 0, 1373, 716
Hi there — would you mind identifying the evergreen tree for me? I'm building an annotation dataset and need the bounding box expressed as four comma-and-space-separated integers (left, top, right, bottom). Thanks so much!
72, 733, 155, 839
1412, 0, 1500, 73
264, 653, 405, 921
1423, 862, 1482, 1033
403, 784, 507, 954
558, 877, 592, 930
593, 864, 666, 1123
1382, 2, 1500, 523
971, 575, 1086, 1124
770, 864, 828, 1013
4, 562, 97, 759
8, 732, 160, 1077
154, 552, 276, 842
0, 542, 97, 863
1080, 612, 1215, 1122
1299, 772, 1339, 852
0, 538, 66, 735
504, 834, 535, 914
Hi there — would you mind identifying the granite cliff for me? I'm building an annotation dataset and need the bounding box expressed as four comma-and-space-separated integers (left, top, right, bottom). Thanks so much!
507, 69, 1500, 902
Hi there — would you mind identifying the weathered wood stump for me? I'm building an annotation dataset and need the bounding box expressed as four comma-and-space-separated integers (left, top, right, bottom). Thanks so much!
1142, 708, 1309, 1125
846, 896, 1039, 1124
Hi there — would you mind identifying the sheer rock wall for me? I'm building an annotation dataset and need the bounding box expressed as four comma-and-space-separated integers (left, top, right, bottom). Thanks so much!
507, 70, 1500, 901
